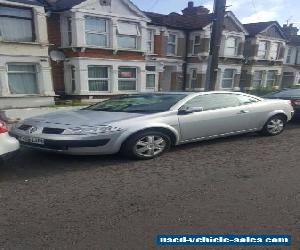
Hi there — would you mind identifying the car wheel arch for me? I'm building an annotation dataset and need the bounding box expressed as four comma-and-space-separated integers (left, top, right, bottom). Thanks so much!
121, 127, 179, 148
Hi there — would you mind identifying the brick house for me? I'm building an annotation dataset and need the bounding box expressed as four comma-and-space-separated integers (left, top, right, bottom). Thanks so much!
44, 0, 250, 99
45, 0, 155, 100
0, 0, 55, 109
281, 24, 300, 87
241, 21, 287, 91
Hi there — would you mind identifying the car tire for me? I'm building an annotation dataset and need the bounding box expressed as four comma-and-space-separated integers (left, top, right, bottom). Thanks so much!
259, 114, 287, 136
121, 130, 171, 160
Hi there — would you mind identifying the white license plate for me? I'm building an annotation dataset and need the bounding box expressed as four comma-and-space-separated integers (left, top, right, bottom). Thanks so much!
18, 136, 45, 145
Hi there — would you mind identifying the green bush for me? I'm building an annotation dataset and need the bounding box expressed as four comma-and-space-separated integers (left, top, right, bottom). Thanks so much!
248, 86, 277, 97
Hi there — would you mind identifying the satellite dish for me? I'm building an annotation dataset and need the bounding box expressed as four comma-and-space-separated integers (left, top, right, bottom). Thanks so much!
50, 50, 66, 62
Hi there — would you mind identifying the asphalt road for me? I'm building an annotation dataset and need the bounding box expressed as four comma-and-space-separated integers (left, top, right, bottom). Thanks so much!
1, 121, 300, 250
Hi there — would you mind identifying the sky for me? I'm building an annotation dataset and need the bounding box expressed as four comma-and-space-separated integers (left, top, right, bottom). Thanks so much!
132, 0, 300, 30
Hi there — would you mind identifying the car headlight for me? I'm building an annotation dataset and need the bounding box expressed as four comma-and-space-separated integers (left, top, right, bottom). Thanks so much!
62, 125, 123, 135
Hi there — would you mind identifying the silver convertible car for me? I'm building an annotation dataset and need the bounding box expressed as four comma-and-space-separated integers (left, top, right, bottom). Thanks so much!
10, 92, 294, 160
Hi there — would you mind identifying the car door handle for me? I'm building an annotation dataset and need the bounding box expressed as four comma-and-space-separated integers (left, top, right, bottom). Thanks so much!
237, 110, 250, 114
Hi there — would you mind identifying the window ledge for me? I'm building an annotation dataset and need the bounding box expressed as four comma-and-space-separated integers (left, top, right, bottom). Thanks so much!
0, 40, 49, 46
2, 94, 57, 98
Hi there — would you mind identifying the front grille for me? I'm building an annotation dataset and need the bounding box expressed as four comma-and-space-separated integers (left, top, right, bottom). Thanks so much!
18, 124, 32, 131
42, 127, 65, 134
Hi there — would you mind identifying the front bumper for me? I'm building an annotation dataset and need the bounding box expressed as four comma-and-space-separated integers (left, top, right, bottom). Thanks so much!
9, 130, 123, 155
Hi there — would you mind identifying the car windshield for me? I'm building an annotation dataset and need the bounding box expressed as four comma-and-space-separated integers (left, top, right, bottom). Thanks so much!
85, 94, 187, 113
264, 89, 300, 98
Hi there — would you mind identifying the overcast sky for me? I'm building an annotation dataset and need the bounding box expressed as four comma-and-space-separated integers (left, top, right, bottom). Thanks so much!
132, 0, 300, 30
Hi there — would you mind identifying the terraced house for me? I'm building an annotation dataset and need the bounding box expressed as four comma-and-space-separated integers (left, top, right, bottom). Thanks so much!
0, 0, 292, 106
0, 0, 54, 109
282, 24, 300, 87
241, 21, 287, 90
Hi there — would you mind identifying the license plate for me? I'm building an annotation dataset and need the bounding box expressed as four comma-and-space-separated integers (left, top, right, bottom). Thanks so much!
18, 136, 45, 145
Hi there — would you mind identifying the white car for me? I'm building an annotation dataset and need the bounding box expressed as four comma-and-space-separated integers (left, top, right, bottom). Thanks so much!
0, 120, 19, 161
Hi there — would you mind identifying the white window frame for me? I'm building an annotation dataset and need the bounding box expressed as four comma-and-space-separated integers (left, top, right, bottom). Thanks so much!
146, 73, 156, 89
286, 47, 292, 64
87, 66, 110, 92
221, 69, 235, 89
0, 5, 34, 42
266, 70, 277, 87
224, 36, 238, 56
253, 71, 264, 87
67, 17, 72, 46
269, 42, 279, 60
146, 29, 155, 54
167, 33, 177, 56
190, 69, 197, 89
85, 16, 109, 47
193, 35, 201, 55
117, 21, 140, 50
257, 41, 268, 59
7, 63, 39, 95
118, 67, 137, 91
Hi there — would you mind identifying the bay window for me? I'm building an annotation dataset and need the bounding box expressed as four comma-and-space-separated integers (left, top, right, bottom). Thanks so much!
67, 17, 72, 46
253, 71, 263, 87
88, 66, 109, 92
221, 69, 235, 89
7, 64, 38, 94
85, 16, 109, 47
190, 69, 197, 89
0, 5, 34, 42
193, 35, 201, 54
266, 70, 277, 87
257, 41, 268, 59
224, 37, 238, 56
147, 29, 154, 53
269, 43, 279, 60
167, 34, 177, 55
286, 47, 292, 64
117, 22, 139, 49
118, 67, 137, 91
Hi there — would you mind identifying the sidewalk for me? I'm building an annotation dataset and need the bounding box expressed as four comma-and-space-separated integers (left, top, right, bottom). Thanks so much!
0, 106, 87, 123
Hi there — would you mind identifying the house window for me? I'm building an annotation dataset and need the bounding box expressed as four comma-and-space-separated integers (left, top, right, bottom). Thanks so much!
85, 16, 109, 47
269, 43, 279, 60
67, 17, 72, 46
190, 69, 197, 89
146, 74, 155, 89
7, 64, 38, 94
224, 37, 238, 56
257, 41, 268, 59
147, 29, 154, 53
253, 71, 263, 87
118, 67, 137, 91
193, 35, 201, 54
221, 69, 235, 89
88, 66, 109, 92
71, 66, 76, 92
286, 47, 292, 64
0, 5, 34, 42
167, 34, 177, 55
117, 22, 139, 49
266, 70, 277, 87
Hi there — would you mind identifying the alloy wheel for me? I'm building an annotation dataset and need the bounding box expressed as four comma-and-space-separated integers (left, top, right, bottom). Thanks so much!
266, 118, 284, 135
134, 135, 167, 158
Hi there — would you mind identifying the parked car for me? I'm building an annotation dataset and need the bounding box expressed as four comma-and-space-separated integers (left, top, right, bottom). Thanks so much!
263, 88, 300, 117
10, 92, 294, 160
0, 120, 20, 161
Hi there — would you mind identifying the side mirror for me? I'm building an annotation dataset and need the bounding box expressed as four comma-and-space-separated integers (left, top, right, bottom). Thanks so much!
178, 106, 204, 115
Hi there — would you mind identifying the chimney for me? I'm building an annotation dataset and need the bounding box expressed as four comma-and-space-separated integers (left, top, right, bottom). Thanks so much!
182, 1, 210, 16
283, 23, 299, 37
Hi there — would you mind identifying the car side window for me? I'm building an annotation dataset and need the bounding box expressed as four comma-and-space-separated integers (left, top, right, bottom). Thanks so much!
236, 95, 260, 105
181, 94, 240, 111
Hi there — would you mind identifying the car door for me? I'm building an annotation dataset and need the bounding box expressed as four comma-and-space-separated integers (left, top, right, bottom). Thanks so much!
178, 93, 254, 142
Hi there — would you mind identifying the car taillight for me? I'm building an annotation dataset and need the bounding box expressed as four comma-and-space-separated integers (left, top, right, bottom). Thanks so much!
291, 100, 300, 106
0, 121, 8, 134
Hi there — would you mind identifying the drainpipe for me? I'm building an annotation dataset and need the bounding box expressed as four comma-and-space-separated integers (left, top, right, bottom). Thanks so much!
182, 30, 190, 91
